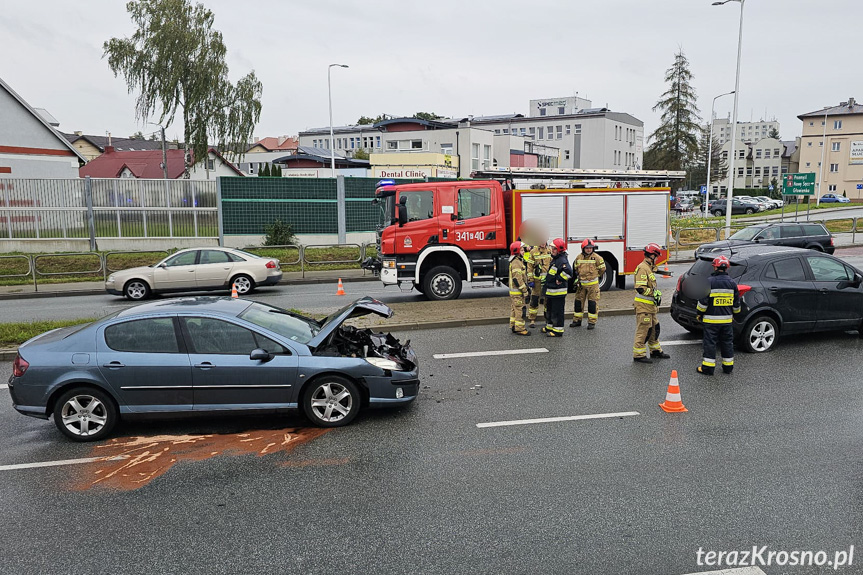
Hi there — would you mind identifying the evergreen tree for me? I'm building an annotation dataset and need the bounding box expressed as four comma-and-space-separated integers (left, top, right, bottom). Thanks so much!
274, 165, 282, 177
259, 163, 270, 177
768, 127, 780, 140
647, 50, 701, 177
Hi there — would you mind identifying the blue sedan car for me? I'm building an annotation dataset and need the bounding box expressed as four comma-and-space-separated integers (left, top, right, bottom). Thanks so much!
8, 297, 419, 441
820, 193, 851, 203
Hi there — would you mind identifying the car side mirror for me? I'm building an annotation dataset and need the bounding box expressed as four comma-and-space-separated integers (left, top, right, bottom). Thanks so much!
855, 272, 863, 286
250, 348, 273, 362
397, 204, 407, 227
158, 263, 167, 268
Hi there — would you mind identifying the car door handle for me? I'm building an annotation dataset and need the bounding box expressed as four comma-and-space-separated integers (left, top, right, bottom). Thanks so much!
819, 288, 829, 294
194, 362, 215, 369
102, 361, 125, 368
767, 287, 779, 292
189, 269, 196, 273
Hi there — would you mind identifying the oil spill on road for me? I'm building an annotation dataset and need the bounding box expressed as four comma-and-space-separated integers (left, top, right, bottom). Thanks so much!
70, 427, 330, 491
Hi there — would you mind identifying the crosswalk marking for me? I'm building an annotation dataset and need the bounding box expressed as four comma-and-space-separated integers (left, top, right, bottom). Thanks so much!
660, 339, 702, 347
434, 348, 548, 359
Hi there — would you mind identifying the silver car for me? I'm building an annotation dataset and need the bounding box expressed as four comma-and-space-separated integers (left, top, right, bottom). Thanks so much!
105, 247, 282, 300
8, 296, 419, 441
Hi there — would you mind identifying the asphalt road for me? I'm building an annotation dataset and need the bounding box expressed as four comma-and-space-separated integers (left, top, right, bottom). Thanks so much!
1, 315, 861, 575
6, 254, 863, 325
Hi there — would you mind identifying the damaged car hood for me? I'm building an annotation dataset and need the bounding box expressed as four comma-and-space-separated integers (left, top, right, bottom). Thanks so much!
307, 296, 394, 348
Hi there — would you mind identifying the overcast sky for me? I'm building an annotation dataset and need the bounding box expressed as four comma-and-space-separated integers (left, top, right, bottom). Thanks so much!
2, 0, 858, 144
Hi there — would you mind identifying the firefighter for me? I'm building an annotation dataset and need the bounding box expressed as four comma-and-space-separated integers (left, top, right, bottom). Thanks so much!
696, 255, 741, 375
632, 243, 671, 363
508, 241, 531, 336
542, 238, 573, 337
570, 238, 606, 330
526, 240, 552, 328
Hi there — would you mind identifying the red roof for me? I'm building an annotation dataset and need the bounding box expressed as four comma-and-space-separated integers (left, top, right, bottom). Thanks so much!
251, 136, 298, 151
80, 148, 186, 179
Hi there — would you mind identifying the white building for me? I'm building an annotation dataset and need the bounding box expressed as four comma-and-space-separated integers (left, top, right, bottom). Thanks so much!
717, 137, 783, 192
711, 116, 780, 146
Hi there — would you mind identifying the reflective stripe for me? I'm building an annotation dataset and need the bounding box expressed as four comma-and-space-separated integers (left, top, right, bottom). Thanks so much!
709, 289, 735, 295
665, 392, 681, 402
702, 358, 716, 366
550, 327, 564, 333
528, 307, 538, 314
648, 343, 662, 350
560, 272, 571, 280
634, 296, 656, 305
581, 279, 599, 286
722, 359, 734, 366
546, 289, 567, 296
588, 313, 598, 319
575, 260, 595, 265
574, 312, 584, 319
510, 290, 525, 296
648, 274, 656, 280
733, 307, 741, 314
696, 303, 708, 312
633, 347, 647, 354
703, 316, 732, 324
548, 269, 558, 276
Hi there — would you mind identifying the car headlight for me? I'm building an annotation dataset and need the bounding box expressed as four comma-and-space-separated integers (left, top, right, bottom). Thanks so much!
365, 357, 402, 370
107, 275, 115, 282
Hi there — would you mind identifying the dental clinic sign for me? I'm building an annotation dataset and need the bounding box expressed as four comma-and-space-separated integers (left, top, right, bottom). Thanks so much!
850, 141, 863, 165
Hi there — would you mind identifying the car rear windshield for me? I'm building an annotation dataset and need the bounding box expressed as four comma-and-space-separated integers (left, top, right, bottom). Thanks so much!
729, 227, 763, 241
232, 249, 262, 260
689, 258, 746, 279
239, 302, 320, 344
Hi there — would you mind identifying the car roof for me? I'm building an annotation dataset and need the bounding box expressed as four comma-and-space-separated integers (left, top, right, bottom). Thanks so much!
113, 296, 252, 319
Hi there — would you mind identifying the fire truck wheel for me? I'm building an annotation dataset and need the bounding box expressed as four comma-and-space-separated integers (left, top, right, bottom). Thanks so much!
422, 266, 462, 300
598, 267, 614, 292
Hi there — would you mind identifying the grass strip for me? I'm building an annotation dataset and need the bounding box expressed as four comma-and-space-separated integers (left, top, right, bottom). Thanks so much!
0, 318, 98, 348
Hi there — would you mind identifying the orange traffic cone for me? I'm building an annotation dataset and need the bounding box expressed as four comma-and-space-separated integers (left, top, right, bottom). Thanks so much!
336, 278, 346, 296
231, 283, 239, 298
661, 262, 671, 278
659, 370, 688, 413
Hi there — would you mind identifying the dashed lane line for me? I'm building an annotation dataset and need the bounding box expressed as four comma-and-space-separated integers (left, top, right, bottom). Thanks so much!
0, 455, 129, 472
0, 384, 7, 390
660, 339, 702, 346
434, 348, 548, 359
477, 411, 640, 429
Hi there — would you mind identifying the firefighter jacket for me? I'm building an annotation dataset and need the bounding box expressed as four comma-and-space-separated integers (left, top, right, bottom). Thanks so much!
574, 252, 606, 286
545, 252, 573, 298
696, 271, 741, 324
509, 256, 529, 298
527, 245, 552, 284
633, 259, 660, 313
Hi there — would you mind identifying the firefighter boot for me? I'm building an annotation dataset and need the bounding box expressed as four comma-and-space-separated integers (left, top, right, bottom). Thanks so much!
514, 329, 531, 336
587, 323, 596, 330
633, 356, 653, 364
651, 351, 671, 359
570, 300, 583, 328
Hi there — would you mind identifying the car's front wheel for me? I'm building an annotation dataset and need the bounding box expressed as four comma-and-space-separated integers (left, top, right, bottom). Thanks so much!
53, 387, 118, 441
741, 315, 779, 353
302, 376, 360, 427
713, 210, 723, 217
124, 279, 151, 300
745, 208, 754, 214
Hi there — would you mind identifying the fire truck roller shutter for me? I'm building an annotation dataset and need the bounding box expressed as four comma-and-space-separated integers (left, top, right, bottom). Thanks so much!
625, 193, 670, 253
520, 194, 566, 242
567, 194, 625, 292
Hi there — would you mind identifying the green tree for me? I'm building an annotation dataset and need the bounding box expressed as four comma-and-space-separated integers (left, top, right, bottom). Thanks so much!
129, 130, 145, 139
259, 163, 270, 177
413, 111, 443, 121
768, 127, 780, 140
357, 115, 384, 125
104, 0, 263, 173
647, 50, 701, 176
353, 148, 369, 160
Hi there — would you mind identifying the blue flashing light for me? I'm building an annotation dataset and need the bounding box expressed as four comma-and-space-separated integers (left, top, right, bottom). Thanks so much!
376, 179, 396, 188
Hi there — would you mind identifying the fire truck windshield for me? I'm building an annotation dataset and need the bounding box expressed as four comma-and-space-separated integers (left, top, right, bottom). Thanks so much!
375, 189, 396, 229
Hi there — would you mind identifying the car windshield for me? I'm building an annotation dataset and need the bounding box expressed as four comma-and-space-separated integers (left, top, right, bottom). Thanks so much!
729, 227, 763, 241
239, 302, 320, 344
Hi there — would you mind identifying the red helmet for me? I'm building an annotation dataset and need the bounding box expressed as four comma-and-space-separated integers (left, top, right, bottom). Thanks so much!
510, 241, 524, 256
552, 238, 567, 252
644, 243, 662, 257
712, 255, 730, 270
581, 238, 596, 250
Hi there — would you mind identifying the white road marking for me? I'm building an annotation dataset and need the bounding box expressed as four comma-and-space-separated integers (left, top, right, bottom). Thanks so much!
477, 411, 640, 429
660, 339, 702, 347
680, 568, 767, 575
0, 384, 8, 390
434, 348, 548, 359
0, 455, 128, 472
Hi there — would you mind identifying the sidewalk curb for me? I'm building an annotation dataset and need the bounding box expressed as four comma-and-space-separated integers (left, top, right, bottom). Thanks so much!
0, 275, 380, 301
0, 305, 670, 361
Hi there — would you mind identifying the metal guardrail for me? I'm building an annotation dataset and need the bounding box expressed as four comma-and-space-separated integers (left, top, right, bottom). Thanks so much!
0, 255, 32, 280
32, 253, 103, 292
103, 250, 171, 279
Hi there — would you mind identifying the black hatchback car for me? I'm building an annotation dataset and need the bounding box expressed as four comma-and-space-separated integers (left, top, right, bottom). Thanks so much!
695, 222, 835, 257
671, 245, 863, 353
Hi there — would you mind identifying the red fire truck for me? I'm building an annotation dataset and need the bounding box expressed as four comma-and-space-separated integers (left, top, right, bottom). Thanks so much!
364, 167, 685, 300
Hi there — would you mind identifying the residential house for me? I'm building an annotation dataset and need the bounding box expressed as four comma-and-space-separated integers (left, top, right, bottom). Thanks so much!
63, 132, 167, 162
246, 136, 299, 154
798, 97, 863, 200
79, 147, 243, 180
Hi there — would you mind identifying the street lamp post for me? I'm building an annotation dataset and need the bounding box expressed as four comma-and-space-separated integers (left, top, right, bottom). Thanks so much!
816, 109, 828, 210
328, 64, 349, 177
713, 0, 745, 238
704, 90, 735, 219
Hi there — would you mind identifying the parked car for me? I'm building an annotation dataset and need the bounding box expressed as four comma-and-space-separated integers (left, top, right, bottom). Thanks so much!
705, 198, 762, 216
695, 222, 835, 256
8, 296, 419, 441
820, 193, 851, 204
671, 245, 863, 352
735, 195, 769, 212
105, 247, 282, 300
673, 198, 696, 214
754, 195, 783, 210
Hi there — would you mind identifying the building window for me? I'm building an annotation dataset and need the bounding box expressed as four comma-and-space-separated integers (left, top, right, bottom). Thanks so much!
574, 124, 582, 135
739, 150, 745, 159
774, 148, 780, 156
387, 141, 397, 150
830, 163, 839, 173
529, 127, 535, 135
834, 120, 842, 129
494, 129, 500, 134
558, 106, 565, 115
441, 143, 453, 154
565, 125, 571, 136
746, 167, 753, 176
471, 143, 480, 170
754, 167, 761, 177
737, 167, 744, 177
520, 128, 526, 135
376, 136, 381, 148
807, 142, 812, 147
805, 162, 810, 167
539, 109, 546, 116
832, 142, 840, 151
556, 125, 562, 139
503, 129, 509, 134
350, 137, 355, 149
722, 151, 728, 160
538, 127, 544, 139
756, 149, 762, 159
564, 150, 570, 160
809, 121, 814, 126
772, 166, 779, 176
206, 159, 215, 171
764, 149, 770, 158
411, 140, 423, 150
483, 145, 491, 169
819, 141, 823, 147
829, 184, 837, 192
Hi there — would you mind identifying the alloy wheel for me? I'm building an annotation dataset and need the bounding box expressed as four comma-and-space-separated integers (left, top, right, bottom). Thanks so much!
60, 394, 109, 437
309, 382, 354, 423
748, 320, 776, 352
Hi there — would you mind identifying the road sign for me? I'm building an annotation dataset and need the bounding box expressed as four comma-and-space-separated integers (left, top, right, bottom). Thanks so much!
857, 184, 863, 190
699, 185, 707, 194
782, 172, 815, 195
769, 185, 774, 191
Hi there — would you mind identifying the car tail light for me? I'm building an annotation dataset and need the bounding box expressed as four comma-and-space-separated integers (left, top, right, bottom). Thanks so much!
12, 354, 29, 377
265, 260, 277, 269
830, 237, 835, 246
676, 276, 683, 293
738, 283, 752, 295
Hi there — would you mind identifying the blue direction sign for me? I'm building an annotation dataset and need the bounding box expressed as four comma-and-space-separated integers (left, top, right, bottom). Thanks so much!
857, 184, 863, 190
699, 185, 707, 194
